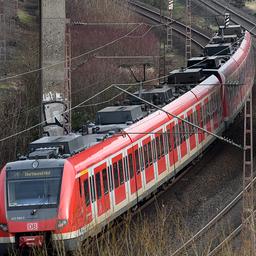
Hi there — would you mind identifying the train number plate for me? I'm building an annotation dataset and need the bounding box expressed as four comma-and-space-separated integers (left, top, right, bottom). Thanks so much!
27, 223, 38, 231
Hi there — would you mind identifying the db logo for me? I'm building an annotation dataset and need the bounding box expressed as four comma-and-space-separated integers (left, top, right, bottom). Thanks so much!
27, 223, 38, 231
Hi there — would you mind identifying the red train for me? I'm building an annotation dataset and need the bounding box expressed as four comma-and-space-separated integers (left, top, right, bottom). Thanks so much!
0, 25, 254, 253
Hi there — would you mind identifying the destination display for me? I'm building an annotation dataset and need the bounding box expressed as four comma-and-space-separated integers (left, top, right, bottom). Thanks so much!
7, 168, 62, 179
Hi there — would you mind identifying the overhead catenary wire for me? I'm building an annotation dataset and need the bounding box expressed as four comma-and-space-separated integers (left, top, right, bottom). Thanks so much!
0, 23, 143, 83
114, 85, 243, 150
0, 84, 114, 142
1, 14, 255, 145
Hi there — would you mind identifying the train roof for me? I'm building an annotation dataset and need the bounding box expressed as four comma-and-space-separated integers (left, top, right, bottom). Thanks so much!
8, 28, 251, 172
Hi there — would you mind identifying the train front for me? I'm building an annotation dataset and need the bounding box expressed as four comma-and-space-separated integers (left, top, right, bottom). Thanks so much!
0, 156, 75, 254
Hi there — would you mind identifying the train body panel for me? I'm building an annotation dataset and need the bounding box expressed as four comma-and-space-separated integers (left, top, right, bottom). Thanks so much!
0, 28, 255, 253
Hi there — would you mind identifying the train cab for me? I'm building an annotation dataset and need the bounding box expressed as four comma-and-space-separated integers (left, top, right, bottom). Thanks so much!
0, 158, 69, 253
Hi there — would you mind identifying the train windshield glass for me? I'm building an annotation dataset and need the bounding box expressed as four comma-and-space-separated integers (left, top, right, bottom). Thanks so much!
7, 169, 62, 208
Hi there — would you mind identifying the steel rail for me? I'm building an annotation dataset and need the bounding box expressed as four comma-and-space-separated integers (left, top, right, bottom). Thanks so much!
170, 174, 256, 256
128, 0, 210, 48
195, 0, 256, 36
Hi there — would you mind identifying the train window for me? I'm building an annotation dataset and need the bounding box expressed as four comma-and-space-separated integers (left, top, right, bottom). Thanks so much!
102, 168, 108, 194
160, 134, 165, 156
163, 132, 168, 154
148, 142, 153, 165
128, 153, 134, 178
139, 147, 145, 171
124, 156, 129, 182
179, 122, 184, 143
135, 149, 140, 173
192, 112, 197, 133
155, 136, 160, 159
199, 107, 203, 127
79, 177, 82, 197
95, 173, 102, 199
118, 159, 124, 185
152, 139, 157, 162
184, 121, 188, 140
84, 179, 90, 206
167, 129, 172, 151
144, 144, 149, 168
89, 176, 96, 203
108, 166, 113, 191
188, 115, 193, 135
173, 126, 177, 148
113, 162, 119, 188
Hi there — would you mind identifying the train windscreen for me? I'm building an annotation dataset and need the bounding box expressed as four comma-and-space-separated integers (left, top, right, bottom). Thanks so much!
6, 168, 62, 209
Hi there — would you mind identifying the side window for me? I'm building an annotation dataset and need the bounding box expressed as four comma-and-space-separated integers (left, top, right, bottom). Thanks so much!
148, 142, 153, 165
113, 162, 119, 188
184, 118, 189, 139
84, 179, 90, 206
188, 115, 192, 135
128, 153, 134, 178
160, 134, 165, 156
139, 147, 145, 170
108, 166, 113, 191
152, 139, 157, 162
179, 122, 184, 144
95, 172, 102, 199
79, 178, 82, 197
118, 159, 124, 185
193, 111, 198, 133
156, 136, 161, 159
135, 149, 140, 173
102, 168, 108, 194
89, 176, 96, 203
124, 156, 129, 182
167, 129, 172, 151
199, 107, 203, 127
144, 144, 149, 168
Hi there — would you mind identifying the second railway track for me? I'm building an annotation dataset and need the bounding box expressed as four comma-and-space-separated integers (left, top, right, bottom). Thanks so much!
127, 0, 210, 48
195, 0, 256, 36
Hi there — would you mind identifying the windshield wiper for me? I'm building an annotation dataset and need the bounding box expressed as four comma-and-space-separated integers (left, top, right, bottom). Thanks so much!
30, 194, 51, 216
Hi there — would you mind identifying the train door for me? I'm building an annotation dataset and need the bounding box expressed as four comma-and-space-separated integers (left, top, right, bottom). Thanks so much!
178, 115, 188, 159
82, 171, 93, 225
204, 98, 212, 134
142, 136, 155, 184
94, 163, 110, 217
168, 122, 179, 168
163, 126, 171, 174
123, 151, 130, 203
112, 154, 126, 205
138, 141, 146, 191
187, 109, 196, 152
155, 128, 167, 175
88, 168, 97, 224
127, 145, 142, 196
196, 103, 205, 144
213, 93, 219, 130
107, 159, 115, 212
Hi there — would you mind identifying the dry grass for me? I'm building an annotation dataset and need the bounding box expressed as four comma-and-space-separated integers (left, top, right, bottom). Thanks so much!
245, 2, 256, 12
7, 202, 255, 256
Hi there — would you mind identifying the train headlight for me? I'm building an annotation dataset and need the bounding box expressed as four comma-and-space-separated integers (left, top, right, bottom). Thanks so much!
0, 223, 8, 232
57, 219, 68, 229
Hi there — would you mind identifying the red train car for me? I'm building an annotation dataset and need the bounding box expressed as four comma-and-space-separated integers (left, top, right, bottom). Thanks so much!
0, 27, 254, 253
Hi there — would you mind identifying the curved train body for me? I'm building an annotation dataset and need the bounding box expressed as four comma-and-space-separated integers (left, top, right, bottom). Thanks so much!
0, 26, 254, 253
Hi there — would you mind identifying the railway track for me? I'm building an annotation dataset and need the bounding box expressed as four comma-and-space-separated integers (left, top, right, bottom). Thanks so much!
171, 176, 256, 256
128, 1, 256, 255
127, 0, 210, 49
195, 0, 256, 36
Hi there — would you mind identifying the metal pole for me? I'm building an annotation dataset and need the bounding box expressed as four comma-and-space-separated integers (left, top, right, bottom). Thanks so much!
242, 91, 255, 255
185, 0, 192, 65
167, 0, 174, 52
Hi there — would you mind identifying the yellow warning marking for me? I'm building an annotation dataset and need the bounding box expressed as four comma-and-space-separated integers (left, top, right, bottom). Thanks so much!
78, 169, 88, 177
